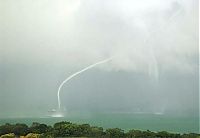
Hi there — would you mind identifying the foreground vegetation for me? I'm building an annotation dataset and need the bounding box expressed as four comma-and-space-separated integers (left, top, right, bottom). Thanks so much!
0, 121, 199, 138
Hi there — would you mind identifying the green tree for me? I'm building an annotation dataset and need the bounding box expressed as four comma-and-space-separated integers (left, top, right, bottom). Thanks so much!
156, 131, 181, 138
30, 122, 50, 134
0, 124, 14, 135
78, 124, 91, 136
105, 128, 125, 138
127, 129, 156, 138
181, 133, 200, 138
53, 121, 72, 137
12, 123, 28, 136
89, 126, 103, 137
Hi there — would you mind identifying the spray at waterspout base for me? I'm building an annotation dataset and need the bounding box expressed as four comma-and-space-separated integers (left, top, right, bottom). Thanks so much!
48, 108, 64, 118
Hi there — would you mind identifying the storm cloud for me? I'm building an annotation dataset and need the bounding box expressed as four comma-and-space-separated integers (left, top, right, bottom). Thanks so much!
0, 0, 198, 117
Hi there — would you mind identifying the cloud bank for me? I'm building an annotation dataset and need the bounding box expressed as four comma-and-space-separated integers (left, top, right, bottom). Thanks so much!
1, 0, 198, 75
0, 0, 198, 117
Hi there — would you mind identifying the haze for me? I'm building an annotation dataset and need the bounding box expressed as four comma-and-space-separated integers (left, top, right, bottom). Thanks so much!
0, 0, 198, 118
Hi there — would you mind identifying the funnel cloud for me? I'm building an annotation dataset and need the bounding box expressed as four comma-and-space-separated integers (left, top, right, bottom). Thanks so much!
57, 58, 112, 109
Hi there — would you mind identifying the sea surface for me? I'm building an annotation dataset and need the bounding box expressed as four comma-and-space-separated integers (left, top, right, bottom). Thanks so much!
0, 113, 199, 133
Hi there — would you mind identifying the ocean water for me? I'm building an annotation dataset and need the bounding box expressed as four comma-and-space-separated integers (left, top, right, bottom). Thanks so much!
0, 113, 199, 133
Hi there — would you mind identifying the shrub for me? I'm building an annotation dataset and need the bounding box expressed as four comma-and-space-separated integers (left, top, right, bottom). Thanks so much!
0, 133, 15, 138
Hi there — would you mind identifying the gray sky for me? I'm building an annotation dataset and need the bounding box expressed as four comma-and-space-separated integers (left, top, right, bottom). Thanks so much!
0, 0, 198, 118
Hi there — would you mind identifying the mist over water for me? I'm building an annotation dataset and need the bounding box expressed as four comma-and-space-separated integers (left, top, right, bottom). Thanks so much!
0, 0, 198, 132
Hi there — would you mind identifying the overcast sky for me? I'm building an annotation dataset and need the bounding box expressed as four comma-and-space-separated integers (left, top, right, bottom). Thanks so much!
0, 0, 198, 118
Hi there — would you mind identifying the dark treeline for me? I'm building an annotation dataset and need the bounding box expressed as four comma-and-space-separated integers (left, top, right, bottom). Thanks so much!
0, 121, 199, 138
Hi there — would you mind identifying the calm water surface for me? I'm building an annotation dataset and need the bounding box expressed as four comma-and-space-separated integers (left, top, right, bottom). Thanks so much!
0, 113, 199, 133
